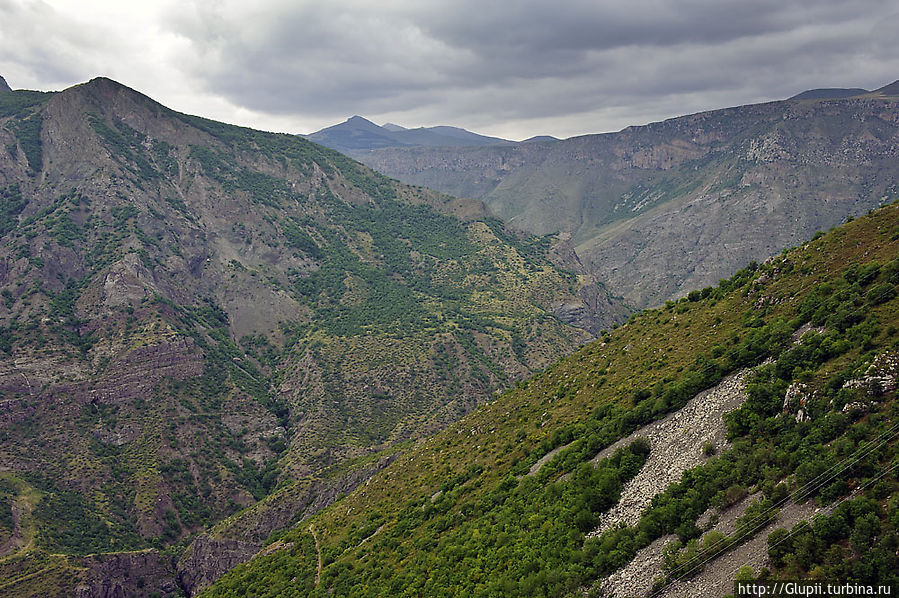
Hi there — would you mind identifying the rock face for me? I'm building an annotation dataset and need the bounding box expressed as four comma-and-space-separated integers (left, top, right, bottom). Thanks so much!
361, 92, 899, 308
0, 76, 10, 93
74, 551, 179, 598
177, 536, 260, 597
548, 233, 631, 333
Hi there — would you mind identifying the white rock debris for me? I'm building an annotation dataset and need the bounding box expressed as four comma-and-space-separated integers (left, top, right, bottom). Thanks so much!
588, 368, 753, 538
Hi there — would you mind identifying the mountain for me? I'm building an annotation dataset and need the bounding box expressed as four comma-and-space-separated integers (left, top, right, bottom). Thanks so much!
872, 79, 899, 97
522, 135, 559, 143
788, 87, 868, 100
0, 76, 10, 94
304, 116, 511, 156
203, 203, 899, 597
359, 85, 899, 308
0, 77, 623, 596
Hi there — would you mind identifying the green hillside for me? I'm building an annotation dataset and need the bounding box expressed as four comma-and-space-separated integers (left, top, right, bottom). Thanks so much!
204, 204, 899, 597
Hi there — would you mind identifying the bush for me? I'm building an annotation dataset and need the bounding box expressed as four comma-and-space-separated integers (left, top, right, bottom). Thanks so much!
866, 283, 896, 306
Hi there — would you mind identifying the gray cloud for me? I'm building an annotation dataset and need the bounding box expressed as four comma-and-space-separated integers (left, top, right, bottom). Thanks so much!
163, 0, 899, 137
0, 1, 113, 86
2, 0, 898, 139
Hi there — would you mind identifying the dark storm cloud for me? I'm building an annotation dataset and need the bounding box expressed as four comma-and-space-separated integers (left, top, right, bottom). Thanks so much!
165, 0, 899, 135
0, 0, 876, 139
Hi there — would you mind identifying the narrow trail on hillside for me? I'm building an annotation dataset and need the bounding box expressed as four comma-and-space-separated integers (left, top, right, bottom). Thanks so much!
308, 524, 322, 587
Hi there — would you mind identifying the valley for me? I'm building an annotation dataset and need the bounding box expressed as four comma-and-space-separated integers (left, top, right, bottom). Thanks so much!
0, 74, 897, 597
204, 203, 899, 597
0, 77, 614, 595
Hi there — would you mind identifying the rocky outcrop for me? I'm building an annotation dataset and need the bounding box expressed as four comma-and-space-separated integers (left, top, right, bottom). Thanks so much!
548, 234, 630, 334
74, 551, 179, 598
842, 351, 898, 395
0, 76, 11, 94
177, 536, 260, 596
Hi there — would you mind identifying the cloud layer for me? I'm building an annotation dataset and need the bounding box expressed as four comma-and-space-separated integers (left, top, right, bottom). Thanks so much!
2, 0, 897, 139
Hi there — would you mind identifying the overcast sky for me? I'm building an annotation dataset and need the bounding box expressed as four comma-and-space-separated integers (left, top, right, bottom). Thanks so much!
1, 0, 897, 140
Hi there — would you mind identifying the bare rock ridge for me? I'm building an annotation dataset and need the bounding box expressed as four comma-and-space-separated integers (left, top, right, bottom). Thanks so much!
0, 76, 10, 93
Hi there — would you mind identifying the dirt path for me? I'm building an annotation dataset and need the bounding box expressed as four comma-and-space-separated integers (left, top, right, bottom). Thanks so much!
308, 524, 322, 587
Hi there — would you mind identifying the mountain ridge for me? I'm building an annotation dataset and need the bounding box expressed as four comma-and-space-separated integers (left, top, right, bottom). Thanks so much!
304, 115, 512, 156
788, 87, 869, 100
359, 86, 899, 308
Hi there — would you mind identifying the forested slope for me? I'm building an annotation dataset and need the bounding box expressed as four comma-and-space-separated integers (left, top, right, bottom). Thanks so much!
206, 204, 899, 597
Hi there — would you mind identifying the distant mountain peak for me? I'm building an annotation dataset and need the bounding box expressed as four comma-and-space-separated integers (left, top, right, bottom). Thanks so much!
306, 117, 511, 155
83, 75, 131, 90
0, 75, 11, 93
522, 135, 559, 143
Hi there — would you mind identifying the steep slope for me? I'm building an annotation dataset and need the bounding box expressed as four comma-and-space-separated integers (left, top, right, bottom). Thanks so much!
0, 78, 612, 595
0, 76, 11, 94
305, 116, 511, 156
361, 87, 899, 308
872, 79, 899, 97
204, 204, 899, 597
